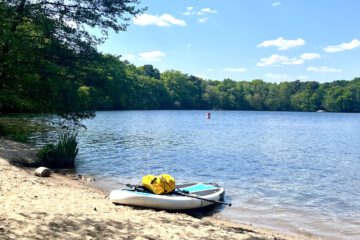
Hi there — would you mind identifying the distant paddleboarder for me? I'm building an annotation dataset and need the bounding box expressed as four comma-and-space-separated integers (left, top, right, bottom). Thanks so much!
206, 112, 211, 119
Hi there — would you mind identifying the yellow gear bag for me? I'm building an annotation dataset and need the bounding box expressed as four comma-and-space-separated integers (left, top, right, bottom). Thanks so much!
142, 174, 176, 195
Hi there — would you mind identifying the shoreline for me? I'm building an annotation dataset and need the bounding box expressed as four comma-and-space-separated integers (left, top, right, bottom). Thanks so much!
0, 138, 317, 239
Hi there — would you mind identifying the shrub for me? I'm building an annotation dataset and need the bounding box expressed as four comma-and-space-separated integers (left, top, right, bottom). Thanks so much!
37, 132, 79, 168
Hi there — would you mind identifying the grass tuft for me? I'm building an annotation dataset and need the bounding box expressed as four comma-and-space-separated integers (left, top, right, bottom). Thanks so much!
37, 132, 79, 168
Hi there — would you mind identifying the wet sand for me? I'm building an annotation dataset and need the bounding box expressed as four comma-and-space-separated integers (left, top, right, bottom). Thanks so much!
0, 138, 318, 239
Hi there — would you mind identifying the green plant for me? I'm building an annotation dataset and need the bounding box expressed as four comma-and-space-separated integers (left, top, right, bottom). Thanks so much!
37, 132, 79, 168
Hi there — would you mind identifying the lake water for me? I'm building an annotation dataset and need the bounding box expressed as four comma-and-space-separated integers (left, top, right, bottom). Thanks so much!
75, 111, 360, 239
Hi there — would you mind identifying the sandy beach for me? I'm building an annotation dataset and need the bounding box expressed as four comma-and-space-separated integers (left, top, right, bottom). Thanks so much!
0, 138, 317, 240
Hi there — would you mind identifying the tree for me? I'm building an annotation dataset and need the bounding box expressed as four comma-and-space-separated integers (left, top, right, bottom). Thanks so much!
244, 79, 269, 110
161, 70, 204, 109
291, 82, 321, 111
323, 86, 353, 112
3, 0, 144, 47
139, 65, 161, 79
203, 82, 221, 109
0, 0, 144, 123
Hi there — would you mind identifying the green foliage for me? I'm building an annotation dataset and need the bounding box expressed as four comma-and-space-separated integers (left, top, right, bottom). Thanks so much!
1, 1, 360, 116
161, 70, 204, 109
4, 49, 357, 113
37, 132, 79, 168
0, 0, 144, 123
139, 65, 161, 79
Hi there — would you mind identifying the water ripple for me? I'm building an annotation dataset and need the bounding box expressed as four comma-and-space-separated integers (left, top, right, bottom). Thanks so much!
73, 111, 360, 240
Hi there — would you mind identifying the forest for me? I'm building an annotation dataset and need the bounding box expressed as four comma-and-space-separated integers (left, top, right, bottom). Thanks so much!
1, 0, 360, 122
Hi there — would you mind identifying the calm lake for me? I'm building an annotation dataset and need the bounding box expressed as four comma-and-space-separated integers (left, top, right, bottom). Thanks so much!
75, 111, 360, 240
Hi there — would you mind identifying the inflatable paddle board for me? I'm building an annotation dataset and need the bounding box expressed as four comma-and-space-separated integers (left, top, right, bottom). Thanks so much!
110, 183, 225, 210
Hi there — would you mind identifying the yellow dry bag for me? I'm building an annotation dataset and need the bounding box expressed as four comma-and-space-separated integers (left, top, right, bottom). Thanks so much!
142, 174, 176, 195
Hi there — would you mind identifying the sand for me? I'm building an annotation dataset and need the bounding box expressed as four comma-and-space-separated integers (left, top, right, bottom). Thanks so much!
0, 138, 317, 240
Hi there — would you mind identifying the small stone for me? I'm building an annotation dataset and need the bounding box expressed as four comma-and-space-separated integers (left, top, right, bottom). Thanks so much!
86, 177, 95, 182
34, 167, 51, 177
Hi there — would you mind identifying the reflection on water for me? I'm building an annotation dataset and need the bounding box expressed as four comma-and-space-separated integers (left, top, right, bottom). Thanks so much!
71, 110, 359, 239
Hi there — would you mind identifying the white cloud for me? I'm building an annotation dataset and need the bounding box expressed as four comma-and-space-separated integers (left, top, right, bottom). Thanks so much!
139, 51, 165, 62
205, 68, 214, 72
307, 66, 342, 73
198, 17, 209, 23
300, 53, 321, 60
257, 37, 306, 50
272, 2, 282, 7
198, 8, 218, 15
257, 52, 320, 67
183, 6, 196, 16
224, 67, 248, 72
184, 7, 217, 22
134, 13, 186, 27
323, 39, 360, 53
257, 54, 303, 67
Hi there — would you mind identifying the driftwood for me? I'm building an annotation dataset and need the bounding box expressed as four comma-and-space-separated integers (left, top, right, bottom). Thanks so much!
34, 167, 51, 177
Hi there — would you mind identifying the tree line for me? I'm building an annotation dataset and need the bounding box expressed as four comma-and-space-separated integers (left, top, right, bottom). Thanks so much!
1, 0, 360, 121
74, 65, 360, 113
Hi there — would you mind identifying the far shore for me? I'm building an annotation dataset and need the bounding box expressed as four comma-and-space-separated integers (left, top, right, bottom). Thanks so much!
0, 137, 318, 240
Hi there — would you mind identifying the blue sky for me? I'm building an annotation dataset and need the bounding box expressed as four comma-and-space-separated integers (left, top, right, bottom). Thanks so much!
98, 0, 360, 83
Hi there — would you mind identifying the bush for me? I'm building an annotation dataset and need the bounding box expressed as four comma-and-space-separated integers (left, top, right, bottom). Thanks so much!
37, 132, 79, 168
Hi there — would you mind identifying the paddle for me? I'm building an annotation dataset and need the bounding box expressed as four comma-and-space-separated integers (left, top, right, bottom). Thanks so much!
126, 184, 146, 192
175, 189, 232, 207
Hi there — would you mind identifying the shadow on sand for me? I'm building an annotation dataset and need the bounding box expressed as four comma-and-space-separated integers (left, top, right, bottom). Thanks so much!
0, 138, 39, 167
1, 211, 263, 240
